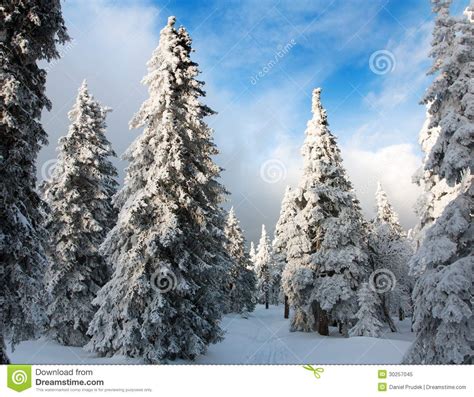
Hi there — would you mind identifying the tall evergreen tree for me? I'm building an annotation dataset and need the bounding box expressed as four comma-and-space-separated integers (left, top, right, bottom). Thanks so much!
41, 81, 118, 346
0, 1, 68, 362
281, 187, 314, 331
404, 175, 473, 364
374, 183, 403, 230
249, 241, 256, 265
368, 183, 413, 331
411, 106, 457, 255
224, 207, 257, 315
420, 0, 473, 187
272, 186, 297, 308
254, 225, 273, 309
405, 2, 473, 364
282, 88, 368, 336
411, 0, 472, 261
86, 17, 231, 362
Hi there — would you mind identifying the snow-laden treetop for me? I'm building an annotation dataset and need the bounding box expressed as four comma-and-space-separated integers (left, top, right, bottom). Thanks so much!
375, 182, 402, 231
465, 4, 474, 22
310, 88, 328, 126
300, 87, 349, 191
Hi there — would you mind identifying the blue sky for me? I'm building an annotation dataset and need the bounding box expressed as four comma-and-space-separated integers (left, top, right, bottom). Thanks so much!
40, 0, 469, 243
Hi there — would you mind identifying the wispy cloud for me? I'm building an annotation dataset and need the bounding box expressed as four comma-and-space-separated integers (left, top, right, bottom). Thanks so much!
39, 0, 444, 243
40, 0, 159, 182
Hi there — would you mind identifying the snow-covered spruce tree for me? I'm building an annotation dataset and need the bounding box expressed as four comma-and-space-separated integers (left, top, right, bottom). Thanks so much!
411, 106, 457, 255
0, 1, 68, 360
404, 4, 474, 364
368, 183, 413, 331
466, 3, 474, 23
86, 17, 232, 363
404, 175, 473, 364
249, 241, 256, 266
420, 0, 473, 188
282, 88, 368, 336
223, 207, 257, 315
272, 186, 297, 310
349, 282, 384, 338
412, 1, 473, 260
40, 81, 118, 346
375, 183, 404, 229
281, 188, 314, 331
255, 225, 273, 309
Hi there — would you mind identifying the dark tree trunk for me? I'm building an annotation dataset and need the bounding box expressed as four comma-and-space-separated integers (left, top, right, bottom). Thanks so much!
318, 310, 329, 336
264, 281, 269, 309
312, 301, 328, 336
338, 322, 343, 334
310, 301, 319, 331
399, 307, 404, 321
284, 296, 289, 319
381, 295, 397, 332
0, 334, 9, 364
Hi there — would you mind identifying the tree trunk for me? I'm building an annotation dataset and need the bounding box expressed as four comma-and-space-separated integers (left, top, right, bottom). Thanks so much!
341, 322, 349, 338
381, 295, 397, 332
264, 282, 269, 309
314, 302, 328, 336
399, 307, 404, 321
310, 301, 319, 331
0, 334, 9, 364
318, 312, 329, 335
284, 296, 289, 319
338, 322, 343, 334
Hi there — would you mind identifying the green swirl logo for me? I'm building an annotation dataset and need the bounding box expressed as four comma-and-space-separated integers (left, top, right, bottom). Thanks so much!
7, 365, 32, 392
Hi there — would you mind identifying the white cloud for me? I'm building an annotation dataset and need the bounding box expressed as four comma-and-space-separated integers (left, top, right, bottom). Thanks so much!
225, 120, 421, 242
39, 0, 160, 181
38, 0, 426, 244
342, 144, 421, 229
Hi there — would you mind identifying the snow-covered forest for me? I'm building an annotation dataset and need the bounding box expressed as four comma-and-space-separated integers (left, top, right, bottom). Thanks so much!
1, 0, 472, 365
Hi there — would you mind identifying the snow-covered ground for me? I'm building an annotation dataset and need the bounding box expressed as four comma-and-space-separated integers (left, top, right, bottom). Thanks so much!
8, 305, 414, 365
